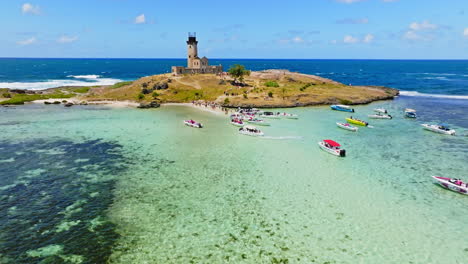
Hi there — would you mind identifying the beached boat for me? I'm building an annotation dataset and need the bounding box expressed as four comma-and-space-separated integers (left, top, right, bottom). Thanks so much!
374, 108, 388, 114
318, 139, 346, 157
368, 113, 392, 119
278, 112, 299, 119
421, 124, 456, 135
405, 108, 417, 118
184, 120, 203, 128
230, 119, 244, 127
247, 118, 270, 126
336, 122, 358, 132
238, 125, 264, 137
260, 112, 281, 119
432, 176, 467, 195
346, 117, 369, 126
331, 105, 355, 112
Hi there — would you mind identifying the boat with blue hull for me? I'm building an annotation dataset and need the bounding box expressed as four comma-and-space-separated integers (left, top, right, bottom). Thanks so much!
331, 105, 355, 112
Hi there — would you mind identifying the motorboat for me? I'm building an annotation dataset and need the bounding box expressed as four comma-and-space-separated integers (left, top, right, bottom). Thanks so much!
260, 111, 281, 119
405, 108, 417, 118
247, 118, 270, 126
230, 112, 245, 119
331, 104, 354, 112
374, 108, 388, 114
230, 118, 244, 127
336, 122, 358, 132
346, 117, 369, 126
318, 139, 346, 157
238, 125, 264, 137
368, 113, 392, 119
432, 176, 467, 195
278, 112, 299, 119
184, 120, 203, 128
421, 123, 456, 135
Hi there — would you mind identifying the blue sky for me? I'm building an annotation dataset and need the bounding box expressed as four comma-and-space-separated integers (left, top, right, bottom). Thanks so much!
1, 0, 468, 59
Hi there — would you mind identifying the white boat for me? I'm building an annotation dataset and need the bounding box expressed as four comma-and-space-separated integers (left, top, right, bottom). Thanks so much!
279, 112, 299, 119
260, 112, 281, 119
184, 120, 203, 128
336, 122, 358, 132
374, 108, 388, 114
368, 113, 392, 119
405, 108, 417, 118
238, 125, 264, 137
247, 118, 270, 126
421, 124, 455, 135
432, 176, 467, 195
230, 119, 244, 127
318, 139, 346, 157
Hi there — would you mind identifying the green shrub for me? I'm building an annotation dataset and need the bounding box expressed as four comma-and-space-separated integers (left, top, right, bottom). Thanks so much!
137, 93, 145, 100
69, 87, 90, 93
224, 98, 230, 105
339, 99, 352, 105
268, 91, 273, 98
152, 92, 159, 98
265, 81, 279, 87
243, 94, 247, 99
111, 81, 133, 89
2, 93, 11, 98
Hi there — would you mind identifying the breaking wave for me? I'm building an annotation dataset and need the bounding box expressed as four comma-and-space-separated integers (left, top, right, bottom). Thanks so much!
67, 74, 101, 79
400, 91, 468, 100
0, 76, 123, 90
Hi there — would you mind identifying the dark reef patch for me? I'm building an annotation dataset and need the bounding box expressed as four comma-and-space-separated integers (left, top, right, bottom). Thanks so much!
0, 138, 127, 263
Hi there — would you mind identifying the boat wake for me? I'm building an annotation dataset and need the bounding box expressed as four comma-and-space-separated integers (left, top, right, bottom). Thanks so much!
400, 91, 468, 100
262, 136, 303, 140
0, 77, 123, 90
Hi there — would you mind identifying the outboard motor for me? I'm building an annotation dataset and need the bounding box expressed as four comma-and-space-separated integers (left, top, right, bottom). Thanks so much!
389, 114, 392, 119
339, 149, 346, 157
199, 124, 203, 128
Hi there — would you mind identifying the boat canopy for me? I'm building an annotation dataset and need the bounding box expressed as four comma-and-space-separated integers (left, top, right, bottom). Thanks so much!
439, 123, 450, 128
243, 125, 257, 130
323, 139, 341, 147
336, 105, 351, 109
405, 108, 416, 113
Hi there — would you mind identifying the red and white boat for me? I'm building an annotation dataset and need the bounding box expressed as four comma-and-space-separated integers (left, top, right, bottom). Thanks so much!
184, 119, 203, 128
432, 176, 468, 195
318, 139, 346, 157
230, 118, 244, 127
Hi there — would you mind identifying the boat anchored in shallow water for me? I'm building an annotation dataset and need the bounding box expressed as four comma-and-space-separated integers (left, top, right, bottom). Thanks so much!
238, 125, 264, 137
374, 108, 388, 114
368, 113, 392, 119
260, 112, 281, 119
318, 139, 346, 157
405, 108, 417, 118
278, 112, 299, 119
421, 124, 456, 135
432, 176, 467, 195
336, 122, 358, 132
346, 117, 369, 126
184, 120, 203, 128
230, 118, 244, 127
331, 105, 355, 112
247, 118, 270, 126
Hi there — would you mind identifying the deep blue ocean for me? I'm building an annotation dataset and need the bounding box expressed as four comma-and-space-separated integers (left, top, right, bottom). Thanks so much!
1, 58, 468, 98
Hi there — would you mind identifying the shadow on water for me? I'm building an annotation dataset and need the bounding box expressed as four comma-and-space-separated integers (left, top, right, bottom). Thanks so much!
0, 139, 128, 263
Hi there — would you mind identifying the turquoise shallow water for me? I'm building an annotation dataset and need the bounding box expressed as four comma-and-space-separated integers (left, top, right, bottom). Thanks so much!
0, 98, 467, 263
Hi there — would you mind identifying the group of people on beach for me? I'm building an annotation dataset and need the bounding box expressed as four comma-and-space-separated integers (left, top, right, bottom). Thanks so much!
191, 100, 232, 114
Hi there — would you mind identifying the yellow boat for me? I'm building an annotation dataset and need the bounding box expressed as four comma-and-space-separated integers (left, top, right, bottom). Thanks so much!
346, 117, 368, 126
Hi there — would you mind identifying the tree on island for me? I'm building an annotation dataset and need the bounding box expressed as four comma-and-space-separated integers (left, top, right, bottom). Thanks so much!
228, 64, 251, 85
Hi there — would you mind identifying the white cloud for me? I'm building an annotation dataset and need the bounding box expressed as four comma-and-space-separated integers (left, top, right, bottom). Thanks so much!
409, 21, 438, 31
292, 36, 304, 43
336, 18, 369, 24
363, 34, 374, 43
464, 28, 468, 37
21, 3, 41, 15
134, 14, 146, 24
404, 20, 439, 41
343, 35, 359, 44
57, 35, 78, 44
17, 37, 37, 45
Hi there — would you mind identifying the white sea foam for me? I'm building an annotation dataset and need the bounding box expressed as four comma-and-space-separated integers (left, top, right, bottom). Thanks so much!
0, 77, 123, 90
67, 74, 101, 79
400, 91, 468, 100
